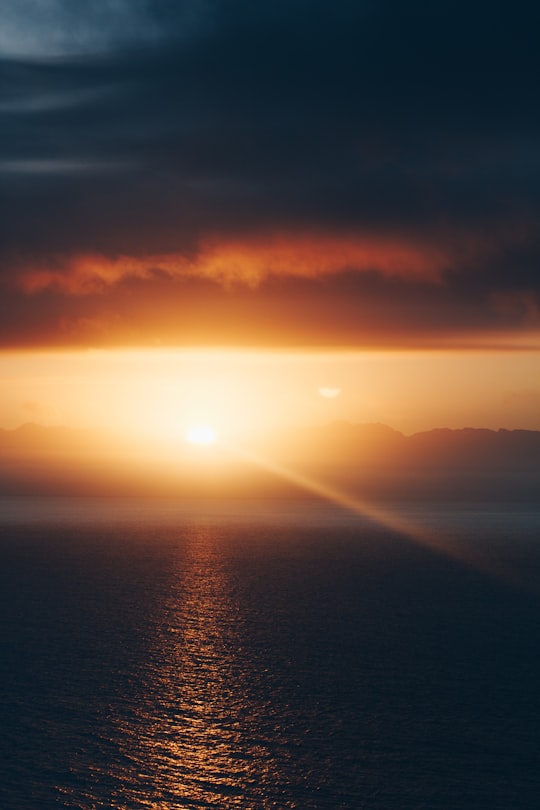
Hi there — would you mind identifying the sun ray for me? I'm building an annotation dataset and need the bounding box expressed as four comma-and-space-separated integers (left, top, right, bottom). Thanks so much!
223, 440, 518, 588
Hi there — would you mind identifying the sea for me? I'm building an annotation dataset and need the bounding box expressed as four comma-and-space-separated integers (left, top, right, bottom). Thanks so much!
1, 495, 540, 809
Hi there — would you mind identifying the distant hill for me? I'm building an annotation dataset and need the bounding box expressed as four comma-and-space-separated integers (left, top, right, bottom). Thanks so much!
254, 421, 540, 501
257, 421, 540, 471
1, 422, 539, 500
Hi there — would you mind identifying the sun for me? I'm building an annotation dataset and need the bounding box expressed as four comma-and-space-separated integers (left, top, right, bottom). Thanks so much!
185, 425, 218, 445
318, 386, 341, 398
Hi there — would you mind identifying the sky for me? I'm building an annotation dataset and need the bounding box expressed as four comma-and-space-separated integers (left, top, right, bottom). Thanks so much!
2, 349, 540, 439
1, 1, 540, 435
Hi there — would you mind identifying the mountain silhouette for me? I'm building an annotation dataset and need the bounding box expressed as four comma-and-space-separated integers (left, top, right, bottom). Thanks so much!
1, 422, 539, 500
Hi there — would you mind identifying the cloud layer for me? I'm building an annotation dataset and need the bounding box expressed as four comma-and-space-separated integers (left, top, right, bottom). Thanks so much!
2, 1, 540, 347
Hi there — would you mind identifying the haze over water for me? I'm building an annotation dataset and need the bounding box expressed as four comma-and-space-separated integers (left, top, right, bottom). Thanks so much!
2, 497, 540, 809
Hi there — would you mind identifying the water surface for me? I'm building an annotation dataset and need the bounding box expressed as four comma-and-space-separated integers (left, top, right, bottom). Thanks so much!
1, 497, 540, 808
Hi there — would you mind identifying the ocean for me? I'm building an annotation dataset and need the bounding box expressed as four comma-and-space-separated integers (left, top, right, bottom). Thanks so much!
1, 496, 540, 809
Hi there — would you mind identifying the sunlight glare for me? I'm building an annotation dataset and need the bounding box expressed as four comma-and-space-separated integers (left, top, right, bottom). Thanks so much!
318, 387, 341, 398
185, 425, 218, 445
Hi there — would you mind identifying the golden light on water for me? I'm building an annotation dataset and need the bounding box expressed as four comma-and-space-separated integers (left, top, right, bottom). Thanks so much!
107, 526, 287, 807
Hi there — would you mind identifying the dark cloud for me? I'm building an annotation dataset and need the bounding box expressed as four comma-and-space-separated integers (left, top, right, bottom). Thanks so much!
1, 1, 540, 346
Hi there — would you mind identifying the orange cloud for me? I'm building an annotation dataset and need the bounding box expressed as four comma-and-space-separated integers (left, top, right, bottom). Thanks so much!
193, 234, 448, 286
17, 233, 449, 295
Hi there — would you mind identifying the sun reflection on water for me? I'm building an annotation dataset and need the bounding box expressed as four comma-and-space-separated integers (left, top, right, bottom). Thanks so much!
105, 528, 285, 808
